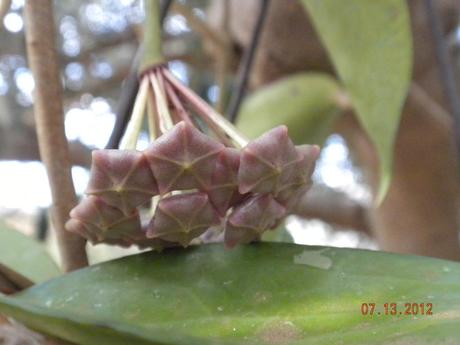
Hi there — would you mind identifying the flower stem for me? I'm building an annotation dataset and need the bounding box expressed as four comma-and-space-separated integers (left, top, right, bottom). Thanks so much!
162, 69, 249, 147
147, 87, 158, 141
120, 77, 149, 150
164, 80, 194, 127
140, 0, 164, 74
150, 71, 174, 132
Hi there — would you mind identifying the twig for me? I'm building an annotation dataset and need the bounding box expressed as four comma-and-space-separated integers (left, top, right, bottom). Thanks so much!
0, 264, 33, 291
105, 0, 173, 149
0, 271, 18, 294
424, 0, 460, 157
24, 0, 88, 271
291, 184, 371, 235
226, 0, 270, 123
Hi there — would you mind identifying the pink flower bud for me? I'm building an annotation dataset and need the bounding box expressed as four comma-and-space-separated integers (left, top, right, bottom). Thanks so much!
147, 192, 220, 247
86, 149, 158, 215
274, 144, 320, 209
207, 147, 245, 216
66, 196, 142, 244
224, 194, 285, 248
238, 126, 299, 195
144, 122, 224, 194
129, 230, 178, 251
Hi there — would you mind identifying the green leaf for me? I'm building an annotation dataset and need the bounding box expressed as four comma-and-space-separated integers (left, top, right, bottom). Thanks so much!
0, 221, 60, 285
301, 0, 412, 201
1, 243, 459, 345
237, 73, 343, 145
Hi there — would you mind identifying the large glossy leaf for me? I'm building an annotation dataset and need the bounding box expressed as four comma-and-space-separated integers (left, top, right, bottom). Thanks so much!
0, 222, 60, 285
1, 243, 459, 345
237, 73, 342, 145
301, 0, 412, 201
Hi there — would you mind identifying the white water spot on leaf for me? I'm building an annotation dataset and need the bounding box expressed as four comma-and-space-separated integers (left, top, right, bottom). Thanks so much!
153, 289, 161, 299
293, 249, 332, 270
258, 320, 302, 344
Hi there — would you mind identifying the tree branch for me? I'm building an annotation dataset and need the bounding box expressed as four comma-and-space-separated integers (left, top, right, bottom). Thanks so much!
0, 0, 11, 30
291, 184, 371, 235
24, 0, 88, 271
0, 271, 18, 295
424, 0, 460, 159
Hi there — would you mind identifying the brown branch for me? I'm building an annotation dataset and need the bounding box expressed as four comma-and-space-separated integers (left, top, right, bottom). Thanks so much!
0, 264, 33, 292
291, 184, 371, 235
0, 0, 11, 29
424, 0, 460, 159
24, 0, 88, 271
0, 271, 18, 295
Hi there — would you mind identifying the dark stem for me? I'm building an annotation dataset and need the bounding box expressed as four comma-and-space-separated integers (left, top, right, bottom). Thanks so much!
424, 0, 460, 156
226, 0, 270, 123
105, 57, 140, 149
160, 0, 174, 24
105, 0, 173, 149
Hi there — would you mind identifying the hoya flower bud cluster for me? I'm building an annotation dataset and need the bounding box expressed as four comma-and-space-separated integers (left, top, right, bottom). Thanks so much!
65, 66, 319, 250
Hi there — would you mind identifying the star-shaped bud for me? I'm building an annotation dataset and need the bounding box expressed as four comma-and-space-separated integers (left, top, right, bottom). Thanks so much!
128, 229, 179, 251
147, 192, 220, 247
144, 122, 224, 194
86, 150, 158, 215
274, 144, 320, 209
238, 126, 301, 195
66, 196, 142, 244
224, 194, 286, 248
207, 148, 245, 216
